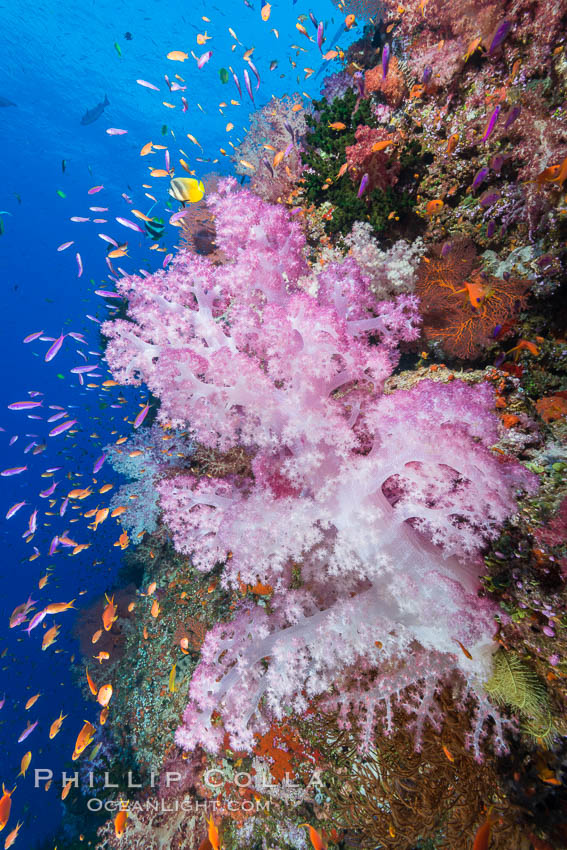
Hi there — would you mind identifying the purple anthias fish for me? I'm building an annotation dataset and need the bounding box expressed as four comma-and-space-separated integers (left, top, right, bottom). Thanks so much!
247, 59, 261, 90
23, 331, 44, 344
25, 608, 48, 635
480, 190, 501, 207
49, 418, 77, 437
47, 411, 68, 423
481, 106, 500, 142
0, 694, 5, 710
45, 333, 66, 362
243, 68, 254, 103
472, 167, 490, 191
503, 105, 521, 129
49, 535, 60, 556
422, 65, 432, 85
40, 480, 59, 498
60, 497, 69, 517
93, 454, 107, 474
232, 70, 242, 98
1, 466, 27, 476
487, 220, 496, 237
354, 71, 365, 98
489, 19, 512, 54
6, 501, 26, 519
18, 720, 38, 742
133, 404, 150, 429
382, 43, 390, 79
358, 173, 369, 198
317, 21, 324, 51
8, 400, 43, 411
9, 594, 37, 628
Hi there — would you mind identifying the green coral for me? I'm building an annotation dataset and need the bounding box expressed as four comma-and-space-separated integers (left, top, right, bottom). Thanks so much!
484, 650, 555, 744
300, 89, 422, 237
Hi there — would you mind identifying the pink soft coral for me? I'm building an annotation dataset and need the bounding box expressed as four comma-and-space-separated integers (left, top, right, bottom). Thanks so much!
103, 178, 535, 759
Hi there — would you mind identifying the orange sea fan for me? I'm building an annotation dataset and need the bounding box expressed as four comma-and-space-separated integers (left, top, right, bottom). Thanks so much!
416, 242, 530, 359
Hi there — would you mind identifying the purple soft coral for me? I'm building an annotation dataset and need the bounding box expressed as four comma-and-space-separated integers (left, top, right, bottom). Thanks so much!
103, 179, 535, 759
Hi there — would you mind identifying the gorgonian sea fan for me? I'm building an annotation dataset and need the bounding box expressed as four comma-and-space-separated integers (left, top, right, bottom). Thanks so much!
103, 178, 535, 757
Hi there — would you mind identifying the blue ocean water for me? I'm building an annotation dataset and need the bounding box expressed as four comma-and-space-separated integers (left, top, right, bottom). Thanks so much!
0, 1, 357, 845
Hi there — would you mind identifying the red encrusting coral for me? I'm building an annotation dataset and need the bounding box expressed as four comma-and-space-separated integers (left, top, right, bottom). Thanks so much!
345, 125, 402, 192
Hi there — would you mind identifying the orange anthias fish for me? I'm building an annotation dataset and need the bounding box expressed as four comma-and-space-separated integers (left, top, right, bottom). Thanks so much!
206, 815, 220, 850
328, 121, 346, 131
97, 684, 113, 707
452, 638, 473, 659
102, 594, 118, 631
72, 721, 96, 760
472, 814, 496, 850
114, 807, 128, 836
42, 624, 60, 651
426, 199, 444, 215
24, 693, 41, 710
0, 784, 16, 831
446, 133, 459, 154
86, 667, 98, 696
371, 139, 394, 152
94, 651, 110, 663
49, 711, 67, 739
18, 751, 31, 778
507, 339, 540, 357
300, 824, 328, 850
3, 820, 22, 848
464, 280, 487, 309
43, 599, 75, 614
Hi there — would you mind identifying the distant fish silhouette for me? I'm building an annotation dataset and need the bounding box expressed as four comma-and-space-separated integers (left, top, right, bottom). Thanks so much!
0, 96, 16, 107
80, 93, 109, 125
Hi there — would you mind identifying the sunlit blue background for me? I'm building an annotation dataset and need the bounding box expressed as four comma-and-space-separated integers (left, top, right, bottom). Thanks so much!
0, 0, 360, 844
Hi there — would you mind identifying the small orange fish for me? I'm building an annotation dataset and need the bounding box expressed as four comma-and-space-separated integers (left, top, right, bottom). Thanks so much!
472, 814, 495, 850
426, 199, 444, 215
72, 720, 96, 761
100, 706, 109, 725
108, 245, 128, 259
147, 582, 157, 596
452, 638, 473, 660
44, 599, 75, 615
114, 807, 128, 836
328, 122, 346, 131
345, 13, 356, 29
548, 154, 567, 187
206, 815, 220, 850
464, 280, 487, 309
0, 784, 16, 831
86, 667, 98, 696
18, 751, 31, 778
167, 50, 189, 61
371, 139, 394, 152
94, 651, 110, 663
3, 820, 22, 848
272, 150, 285, 168
446, 133, 459, 154
442, 744, 455, 762
38, 574, 50, 589
102, 594, 118, 631
42, 624, 60, 651
150, 599, 160, 618
49, 711, 67, 739
507, 339, 540, 357
91, 629, 103, 644
464, 36, 482, 61
111, 506, 127, 518
97, 684, 113, 707
140, 142, 153, 156
91, 508, 109, 531
409, 84, 425, 99
25, 693, 41, 710
300, 824, 328, 850
61, 779, 73, 800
